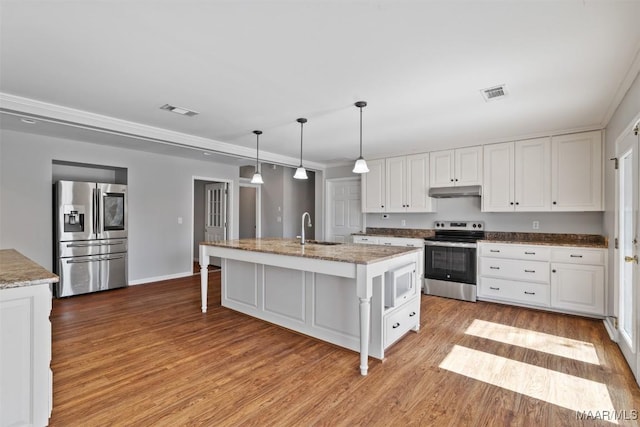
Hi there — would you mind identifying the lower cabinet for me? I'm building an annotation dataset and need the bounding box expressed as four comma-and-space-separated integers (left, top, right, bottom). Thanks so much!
383, 296, 420, 348
478, 243, 606, 317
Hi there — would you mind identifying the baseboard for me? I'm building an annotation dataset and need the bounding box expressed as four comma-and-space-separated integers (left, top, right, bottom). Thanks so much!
603, 317, 618, 342
128, 271, 193, 286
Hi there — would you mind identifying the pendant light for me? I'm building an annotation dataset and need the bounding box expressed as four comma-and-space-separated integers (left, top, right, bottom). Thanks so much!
352, 101, 370, 174
250, 130, 264, 184
293, 118, 308, 180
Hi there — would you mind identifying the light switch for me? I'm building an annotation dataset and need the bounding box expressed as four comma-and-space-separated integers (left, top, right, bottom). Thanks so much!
178, 217, 183, 224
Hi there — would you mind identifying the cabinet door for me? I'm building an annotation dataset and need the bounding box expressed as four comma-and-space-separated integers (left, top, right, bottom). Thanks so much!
551, 131, 602, 211
362, 159, 385, 212
385, 156, 406, 212
515, 137, 551, 211
406, 153, 432, 212
430, 150, 455, 187
482, 142, 514, 212
455, 146, 483, 186
551, 263, 604, 315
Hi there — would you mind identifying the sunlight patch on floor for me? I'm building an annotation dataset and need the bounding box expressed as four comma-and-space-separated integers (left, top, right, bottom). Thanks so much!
465, 319, 600, 365
439, 345, 616, 423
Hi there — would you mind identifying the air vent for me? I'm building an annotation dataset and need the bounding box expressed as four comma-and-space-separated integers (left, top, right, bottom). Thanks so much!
480, 85, 507, 102
160, 104, 199, 117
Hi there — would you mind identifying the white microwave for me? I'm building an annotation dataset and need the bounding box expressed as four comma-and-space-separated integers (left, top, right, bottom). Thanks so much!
385, 264, 416, 308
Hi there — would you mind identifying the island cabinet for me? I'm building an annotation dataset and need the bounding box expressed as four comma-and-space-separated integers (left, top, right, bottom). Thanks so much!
482, 137, 551, 212
477, 242, 606, 317
429, 146, 483, 188
0, 250, 58, 427
199, 239, 422, 376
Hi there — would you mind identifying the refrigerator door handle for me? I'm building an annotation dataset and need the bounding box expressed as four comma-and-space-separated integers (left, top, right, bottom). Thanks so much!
95, 187, 101, 234
100, 255, 125, 261
66, 258, 100, 264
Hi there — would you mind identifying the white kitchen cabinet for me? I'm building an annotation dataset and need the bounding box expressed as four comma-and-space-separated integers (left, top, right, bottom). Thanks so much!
551, 131, 602, 211
482, 138, 551, 212
386, 154, 433, 212
550, 247, 606, 316
430, 146, 482, 187
362, 158, 386, 212
0, 283, 52, 427
352, 235, 379, 245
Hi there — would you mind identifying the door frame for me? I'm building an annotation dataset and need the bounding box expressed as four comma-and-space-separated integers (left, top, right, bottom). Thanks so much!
324, 177, 365, 242
191, 176, 234, 267
613, 113, 640, 385
239, 179, 262, 238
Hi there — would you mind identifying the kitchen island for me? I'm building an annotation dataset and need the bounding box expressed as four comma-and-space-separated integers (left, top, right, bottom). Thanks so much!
199, 238, 422, 375
0, 249, 58, 427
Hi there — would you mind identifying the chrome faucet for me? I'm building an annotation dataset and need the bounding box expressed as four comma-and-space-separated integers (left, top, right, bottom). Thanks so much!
301, 212, 312, 244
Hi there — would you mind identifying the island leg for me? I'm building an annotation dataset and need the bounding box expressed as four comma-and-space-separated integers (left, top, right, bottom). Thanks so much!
359, 296, 371, 376
199, 246, 209, 313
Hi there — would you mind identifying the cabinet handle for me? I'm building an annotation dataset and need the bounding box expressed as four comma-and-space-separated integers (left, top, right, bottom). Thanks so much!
455, 178, 459, 182
392, 322, 401, 329
524, 251, 536, 255
384, 243, 392, 246
381, 205, 384, 208
552, 269, 557, 273
524, 291, 536, 295
510, 202, 514, 205
553, 201, 557, 205
409, 311, 416, 317
524, 269, 535, 273
570, 254, 583, 258
515, 202, 519, 205
490, 249, 500, 253
490, 266, 500, 270
489, 286, 500, 291
450, 179, 454, 182
406, 244, 415, 247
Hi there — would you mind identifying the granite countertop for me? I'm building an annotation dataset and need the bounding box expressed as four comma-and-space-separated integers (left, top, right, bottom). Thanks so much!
353, 228, 608, 248
0, 249, 59, 290
201, 238, 420, 265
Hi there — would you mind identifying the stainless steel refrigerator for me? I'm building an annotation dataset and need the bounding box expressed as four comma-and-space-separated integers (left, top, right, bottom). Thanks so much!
54, 180, 128, 297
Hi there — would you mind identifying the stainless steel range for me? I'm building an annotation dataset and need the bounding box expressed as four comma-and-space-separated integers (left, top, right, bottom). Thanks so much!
423, 221, 485, 302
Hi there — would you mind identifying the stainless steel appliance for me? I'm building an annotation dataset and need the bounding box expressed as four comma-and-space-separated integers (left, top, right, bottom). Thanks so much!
54, 180, 128, 297
423, 221, 484, 302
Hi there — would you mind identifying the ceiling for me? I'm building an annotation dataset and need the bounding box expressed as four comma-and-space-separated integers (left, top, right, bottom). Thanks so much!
1, 0, 639, 170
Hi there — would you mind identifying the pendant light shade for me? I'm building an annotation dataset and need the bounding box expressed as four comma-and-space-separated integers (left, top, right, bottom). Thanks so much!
250, 130, 264, 184
294, 118, 308, 180
352, 101, 369, 174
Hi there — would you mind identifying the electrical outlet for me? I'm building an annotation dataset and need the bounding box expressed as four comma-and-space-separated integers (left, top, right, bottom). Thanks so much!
177, 217, 183, 225
532, 220, 540, 230
401, 219, 406, 226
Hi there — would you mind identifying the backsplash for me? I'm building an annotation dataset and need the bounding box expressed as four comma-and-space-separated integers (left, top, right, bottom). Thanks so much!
365, 197, 604, 234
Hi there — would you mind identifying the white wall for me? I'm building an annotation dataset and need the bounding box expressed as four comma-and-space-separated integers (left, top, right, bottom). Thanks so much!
603, 70, 640, 315
0, 128, 239, 283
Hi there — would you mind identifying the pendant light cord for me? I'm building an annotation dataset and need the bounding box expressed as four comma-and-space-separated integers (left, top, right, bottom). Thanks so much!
256, 133, 259, 169
359, 105, 363, 157
299, 121, 304, 166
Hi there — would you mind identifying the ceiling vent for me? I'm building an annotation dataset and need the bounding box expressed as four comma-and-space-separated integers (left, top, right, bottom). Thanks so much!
480, 85, 507, 102
160, 104, 199, 117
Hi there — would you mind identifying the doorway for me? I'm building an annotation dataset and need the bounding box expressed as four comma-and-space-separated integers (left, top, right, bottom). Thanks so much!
616, 119, 639, 386
325, 178, 363, 243
239, 183, 261, 239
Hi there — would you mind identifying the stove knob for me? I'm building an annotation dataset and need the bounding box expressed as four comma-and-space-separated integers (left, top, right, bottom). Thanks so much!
472, 224, 477, 228
477, 223, 482, 228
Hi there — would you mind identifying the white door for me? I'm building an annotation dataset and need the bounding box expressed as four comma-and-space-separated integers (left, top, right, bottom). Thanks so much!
515, 137, 551, 211
362, 159, 385, 212
205, 182, 227, 241
455, 146, 483, 186
327, 179, 362, 243
617, 123, 639, 385
482, 142, 514, 212
430, 149, 454, 187
406, 153, 432, 212
386, 156, 406, 211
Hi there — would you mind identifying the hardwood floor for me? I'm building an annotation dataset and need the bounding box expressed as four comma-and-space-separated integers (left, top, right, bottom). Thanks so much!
50, 273, 640, 426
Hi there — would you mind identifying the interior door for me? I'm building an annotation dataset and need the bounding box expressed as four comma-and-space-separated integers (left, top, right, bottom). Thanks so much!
617, 123, 639, 385
205, 182, 228, 241
327, 179, 362, 243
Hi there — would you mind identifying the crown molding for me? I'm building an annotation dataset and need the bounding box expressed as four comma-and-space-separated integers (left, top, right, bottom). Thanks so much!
0, 93, 326, 171
601, 40, 640, 128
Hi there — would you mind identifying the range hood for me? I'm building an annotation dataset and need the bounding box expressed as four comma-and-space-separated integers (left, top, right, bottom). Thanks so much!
428, 185, 482, 198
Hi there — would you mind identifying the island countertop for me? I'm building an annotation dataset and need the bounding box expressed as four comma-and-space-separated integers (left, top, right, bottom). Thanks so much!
200, 237, 421, 265
0, 249, 59, 290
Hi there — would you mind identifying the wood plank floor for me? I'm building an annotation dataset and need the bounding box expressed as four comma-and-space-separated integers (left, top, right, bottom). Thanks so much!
50, 272, 640, 426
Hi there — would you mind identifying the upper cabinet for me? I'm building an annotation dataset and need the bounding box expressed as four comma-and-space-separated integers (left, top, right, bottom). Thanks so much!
363, 154, 434, 213
362, 158, 386, 212
430, 146, 483, 187
551, 131, 602, 211
483, 138, 551, 212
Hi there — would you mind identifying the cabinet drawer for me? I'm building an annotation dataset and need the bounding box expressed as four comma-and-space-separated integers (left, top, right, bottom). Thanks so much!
550, 247, 605, 265
352, 236, 379, 245
479, 277, 550, 307
378, 237, 423, 248
479, 244, 550, 261
479, 257, 549, 283
384, 297, 420, 348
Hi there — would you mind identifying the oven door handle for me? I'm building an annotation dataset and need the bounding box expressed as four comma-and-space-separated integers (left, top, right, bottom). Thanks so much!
424, 241, 477, 249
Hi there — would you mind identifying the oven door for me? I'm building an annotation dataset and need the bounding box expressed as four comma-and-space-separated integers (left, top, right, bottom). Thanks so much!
424, 241, 476, 285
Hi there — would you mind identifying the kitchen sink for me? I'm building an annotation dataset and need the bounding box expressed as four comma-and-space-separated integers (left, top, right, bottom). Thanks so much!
305, 240, 341, 246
